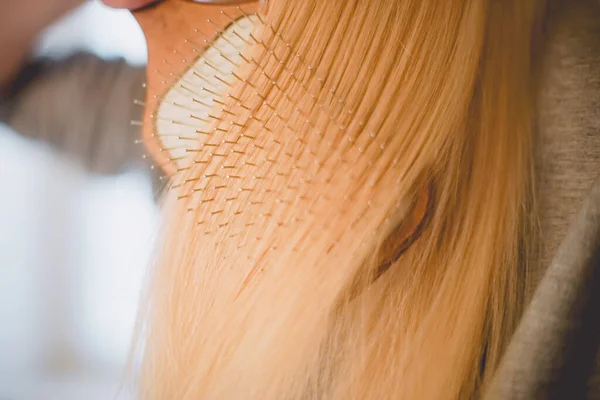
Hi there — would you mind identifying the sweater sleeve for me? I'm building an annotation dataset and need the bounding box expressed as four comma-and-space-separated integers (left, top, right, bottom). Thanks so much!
1, 53, 151, 176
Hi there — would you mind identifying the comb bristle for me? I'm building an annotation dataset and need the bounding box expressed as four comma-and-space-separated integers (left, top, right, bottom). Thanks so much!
138, 5, 403, 252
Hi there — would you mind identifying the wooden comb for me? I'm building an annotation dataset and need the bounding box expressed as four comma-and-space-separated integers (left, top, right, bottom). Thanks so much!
132, 0, 430, 277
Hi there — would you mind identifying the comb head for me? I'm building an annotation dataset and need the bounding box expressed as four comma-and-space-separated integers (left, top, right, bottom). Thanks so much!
134, 0, 429, 268
134, 1, 260, 176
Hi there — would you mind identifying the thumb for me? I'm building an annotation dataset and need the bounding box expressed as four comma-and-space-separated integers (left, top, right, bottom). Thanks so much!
101, 0, 159, 10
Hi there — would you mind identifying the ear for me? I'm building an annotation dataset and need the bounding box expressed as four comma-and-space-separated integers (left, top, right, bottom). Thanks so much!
375, 184, 432, 278
132, 0, 259, 176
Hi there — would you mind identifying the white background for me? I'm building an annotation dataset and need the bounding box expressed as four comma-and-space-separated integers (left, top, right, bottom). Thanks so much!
0, 2, 155, 399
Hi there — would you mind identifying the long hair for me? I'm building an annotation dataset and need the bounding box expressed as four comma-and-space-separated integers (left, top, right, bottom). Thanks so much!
136, 0, 543, 398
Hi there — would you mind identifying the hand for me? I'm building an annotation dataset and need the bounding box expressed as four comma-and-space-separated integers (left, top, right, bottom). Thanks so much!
102, 0, 159, 10
0, 0, 84, 91
0, 0, 157, 92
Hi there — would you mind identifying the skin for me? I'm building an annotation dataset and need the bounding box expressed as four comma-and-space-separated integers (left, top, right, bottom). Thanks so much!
102, 0, 158, 9
0, 0, 157, 91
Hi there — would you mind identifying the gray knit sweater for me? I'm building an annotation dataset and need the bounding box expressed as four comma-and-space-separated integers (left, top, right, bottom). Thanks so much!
1, 53, 150, 177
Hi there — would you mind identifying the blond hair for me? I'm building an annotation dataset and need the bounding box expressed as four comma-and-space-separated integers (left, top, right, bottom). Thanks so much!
136, 0, 544, 398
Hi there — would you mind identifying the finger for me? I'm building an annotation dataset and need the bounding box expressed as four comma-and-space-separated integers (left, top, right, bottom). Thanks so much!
101, 0, 158, 10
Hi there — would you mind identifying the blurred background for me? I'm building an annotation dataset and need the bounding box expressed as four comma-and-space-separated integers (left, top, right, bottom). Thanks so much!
0, 1, 156, 399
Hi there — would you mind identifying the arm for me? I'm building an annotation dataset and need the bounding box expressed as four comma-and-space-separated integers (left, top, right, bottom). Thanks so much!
2, 53, 149, 176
